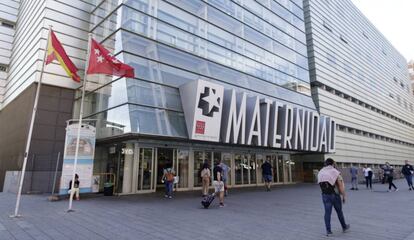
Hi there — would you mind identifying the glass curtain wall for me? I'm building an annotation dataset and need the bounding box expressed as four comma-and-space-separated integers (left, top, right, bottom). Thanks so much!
84, 0, 316, 141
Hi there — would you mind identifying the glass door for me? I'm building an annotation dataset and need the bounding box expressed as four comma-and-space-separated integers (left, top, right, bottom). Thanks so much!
176, 150, 189, 189
222, 153, 232, 186
137, 148, 155, 192
156, 148, 176, 190
256, 154, 264, 185
249, 154, 257, 185
278, 154, 284, 183
283, 155, 292, 183
234, 153, 249, 185
193, 151, 204, 187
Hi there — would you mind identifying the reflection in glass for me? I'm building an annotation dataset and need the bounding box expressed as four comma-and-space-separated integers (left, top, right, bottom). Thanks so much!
138, 148, 153, 190
222, 153, 232, 186
249, 154, 257, 184
234, 154, 249, 185
257, 154, 264, 184
278, 155, 284, 183
193, 151, 204, 187
177, 150, 189, 188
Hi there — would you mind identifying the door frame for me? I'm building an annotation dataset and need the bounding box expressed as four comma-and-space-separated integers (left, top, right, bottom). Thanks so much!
133, 146, 156, 194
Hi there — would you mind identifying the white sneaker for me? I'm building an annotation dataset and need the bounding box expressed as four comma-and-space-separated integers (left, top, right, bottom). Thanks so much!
395, 189, 399, 192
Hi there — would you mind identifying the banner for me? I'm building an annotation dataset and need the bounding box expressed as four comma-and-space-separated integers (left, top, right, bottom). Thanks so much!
59, 123, 96, 195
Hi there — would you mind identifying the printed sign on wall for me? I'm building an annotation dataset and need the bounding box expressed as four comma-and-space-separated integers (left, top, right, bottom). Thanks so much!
59, 123, 96, 195
179, 80, 336, 153
179, 79, 224, 142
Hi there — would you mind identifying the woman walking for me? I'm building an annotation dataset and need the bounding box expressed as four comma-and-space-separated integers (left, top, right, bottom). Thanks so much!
201, 162, 211, 197
162, 163, 175, 199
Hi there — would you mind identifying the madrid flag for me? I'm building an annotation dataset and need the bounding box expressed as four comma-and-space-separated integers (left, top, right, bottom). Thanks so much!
46, 30, 80, 82
86, 39, 135, 78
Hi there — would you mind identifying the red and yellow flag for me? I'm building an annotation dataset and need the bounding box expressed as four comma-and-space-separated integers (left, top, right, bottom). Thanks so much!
45, 30, 80, 82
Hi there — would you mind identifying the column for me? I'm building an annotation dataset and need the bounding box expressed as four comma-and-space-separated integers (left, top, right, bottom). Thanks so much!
122, 143, 135, 193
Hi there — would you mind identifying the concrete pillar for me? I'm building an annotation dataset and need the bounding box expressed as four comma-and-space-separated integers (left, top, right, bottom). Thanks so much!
122, 143, 135, 193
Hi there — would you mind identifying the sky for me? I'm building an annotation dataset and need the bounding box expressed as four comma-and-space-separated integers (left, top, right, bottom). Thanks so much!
351, 0, 414, 61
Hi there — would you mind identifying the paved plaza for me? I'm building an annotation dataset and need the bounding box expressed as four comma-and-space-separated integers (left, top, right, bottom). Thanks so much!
1, 179, 414, 240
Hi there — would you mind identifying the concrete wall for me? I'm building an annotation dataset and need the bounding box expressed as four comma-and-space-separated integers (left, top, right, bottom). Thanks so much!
0, 83, 74, 192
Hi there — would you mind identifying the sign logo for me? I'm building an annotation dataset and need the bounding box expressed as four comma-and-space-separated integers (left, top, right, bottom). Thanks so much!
195, 121, 205, 134
198, 87, 221, 117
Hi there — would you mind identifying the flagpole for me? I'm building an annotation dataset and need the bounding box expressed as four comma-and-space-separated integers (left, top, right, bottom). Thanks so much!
10, 25, 53, 218
67, 33, 92, 212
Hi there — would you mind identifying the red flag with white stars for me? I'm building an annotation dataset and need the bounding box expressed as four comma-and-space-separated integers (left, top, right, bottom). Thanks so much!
86, 38, 135, 78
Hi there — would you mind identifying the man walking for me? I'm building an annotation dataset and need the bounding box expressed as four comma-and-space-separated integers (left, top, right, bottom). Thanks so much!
382, 162, 398, 192
349, 165, 358, 190
318, 158, 350, 236
362, 165, 373, 190
261, 158, 273, 191
219, 161, 230, 196
401, 160, 414, 190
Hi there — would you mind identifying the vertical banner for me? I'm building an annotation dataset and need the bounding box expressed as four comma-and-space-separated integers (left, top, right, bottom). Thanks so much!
59, 123, 96, 195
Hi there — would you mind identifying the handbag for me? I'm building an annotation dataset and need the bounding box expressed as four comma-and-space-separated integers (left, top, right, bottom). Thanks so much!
173, 176, 179, 184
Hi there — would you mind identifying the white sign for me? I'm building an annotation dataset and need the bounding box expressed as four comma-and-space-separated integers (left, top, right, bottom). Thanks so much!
59, 123, 96, 195
179, 79, 224, 142
180, 80, 336, 153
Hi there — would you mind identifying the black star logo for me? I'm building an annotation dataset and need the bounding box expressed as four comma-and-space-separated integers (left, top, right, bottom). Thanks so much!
198, 87, 221, 117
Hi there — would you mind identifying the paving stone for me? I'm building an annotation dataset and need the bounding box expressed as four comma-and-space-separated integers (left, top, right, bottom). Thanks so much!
1, 180, 414, 239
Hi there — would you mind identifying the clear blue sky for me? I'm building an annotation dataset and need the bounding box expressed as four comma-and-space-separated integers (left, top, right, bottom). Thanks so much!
351, 0, 414, 61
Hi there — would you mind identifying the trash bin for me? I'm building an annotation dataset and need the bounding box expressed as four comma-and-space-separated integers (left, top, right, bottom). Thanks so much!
103, 182, 114, 196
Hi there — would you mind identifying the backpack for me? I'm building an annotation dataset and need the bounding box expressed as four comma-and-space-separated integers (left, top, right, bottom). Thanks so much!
319, 181, 336, 194
165, 170, 174, 182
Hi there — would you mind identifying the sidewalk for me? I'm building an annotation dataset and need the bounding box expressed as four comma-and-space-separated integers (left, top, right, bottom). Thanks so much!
1, 179, 414, 240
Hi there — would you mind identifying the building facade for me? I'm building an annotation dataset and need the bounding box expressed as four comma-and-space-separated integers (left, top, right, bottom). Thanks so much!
1, 0, 412, 193
304, 0, 414, 175
0, 0, 93, 192
84, 0, 333, 194
408, 60, 414, 96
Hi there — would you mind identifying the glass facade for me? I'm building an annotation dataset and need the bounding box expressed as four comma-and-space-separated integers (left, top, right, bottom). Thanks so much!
94, 141, 296, 194
86, 0, 311, 194
81, 0, 315, 140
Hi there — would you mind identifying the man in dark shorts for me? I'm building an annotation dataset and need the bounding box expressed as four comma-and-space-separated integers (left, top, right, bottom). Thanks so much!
261, 158, 273, 191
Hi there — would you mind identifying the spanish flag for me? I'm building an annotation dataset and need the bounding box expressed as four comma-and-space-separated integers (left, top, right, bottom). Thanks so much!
45, 30, 80, 82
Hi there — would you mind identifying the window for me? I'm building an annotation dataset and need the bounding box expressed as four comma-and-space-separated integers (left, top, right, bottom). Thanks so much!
322, 20, 332, 32
326, 52, 336, 65
1, 21, 14, 29
0, 64, 7, 72
339, 35, 348, 44
393, 77, 398, 83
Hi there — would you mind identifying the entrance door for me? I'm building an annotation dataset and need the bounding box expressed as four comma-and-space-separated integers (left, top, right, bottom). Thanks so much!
234, 153, 249, 185
256, 154, 265, 185
156, 148, 176, 190
136, 148, 155, 192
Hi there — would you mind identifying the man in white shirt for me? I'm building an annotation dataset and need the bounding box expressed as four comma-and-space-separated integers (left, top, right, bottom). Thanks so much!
362, 165, 373, 190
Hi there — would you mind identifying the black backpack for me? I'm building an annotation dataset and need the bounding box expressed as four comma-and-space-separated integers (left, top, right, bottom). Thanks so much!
319, 181, 336, 194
